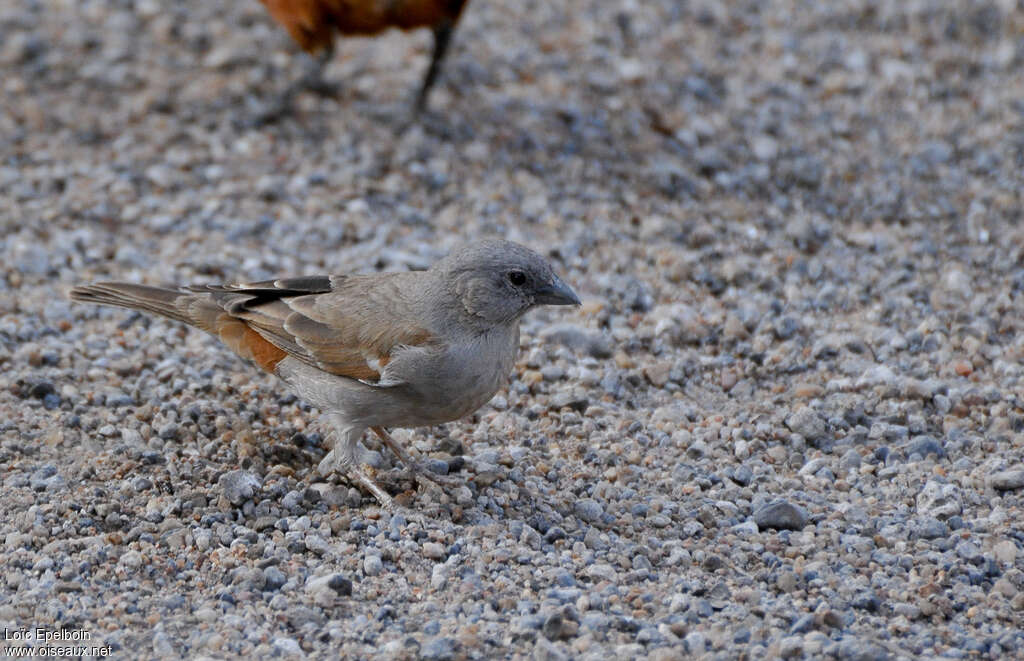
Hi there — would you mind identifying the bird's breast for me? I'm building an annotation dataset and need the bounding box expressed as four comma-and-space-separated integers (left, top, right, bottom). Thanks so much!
413, 325, 519, 422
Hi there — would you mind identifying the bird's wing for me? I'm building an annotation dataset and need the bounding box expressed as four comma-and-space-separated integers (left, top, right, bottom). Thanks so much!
194, 275, 437, 384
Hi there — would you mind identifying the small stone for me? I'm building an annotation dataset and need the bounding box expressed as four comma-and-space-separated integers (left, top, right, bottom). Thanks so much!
905, 435, 945, 459
956, 540, 983, 565
778, 636, 803, 658
585, 564, 617, 582
574, 499, 604, 524
306, 573, 353, 598
363, 554, 384, 577
776, 572, 799, 592
916, 479, 963, 520
541, 323, 613, 358
308, 483, 346, 507
817, 610, 844, 629
994, 540, 1018, 565
152, 632, 175, 657
263, 566, 286, 591
30, 465, 65, 492
327, 574, 353, 596
789, 613, 814, 634
732, 465, 753, 486
793, 383, 823, 398
120, 550, 143, 569
194, 607, 218, 623
643, 363, 672, 388
994, 578, 1018, 598
839, 449, 862, 471
29, 381, 56, 399
684, 631, 706, 653
753, 501, 808, 531
219, 470, 261, 505
751, 134, 779, 160
549, 390, 589, 412
272, 637, 302, 657
533, 637, 569, 661
542, 611, 578, 641
785, 407, 828, 443
420, 637, 456, 661
423, 542, 446, 560
911, 517, 950, 540
990, 469, 1024, 491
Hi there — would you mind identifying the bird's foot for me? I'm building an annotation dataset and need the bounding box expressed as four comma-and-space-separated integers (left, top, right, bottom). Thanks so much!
405, 461, 464, 489
318, 448, 395, 511
249, 70, 340, 126
249, 92, 296, 127
394, 105, 452, 138
371, 426, 464, 492
303, 77, 342, 99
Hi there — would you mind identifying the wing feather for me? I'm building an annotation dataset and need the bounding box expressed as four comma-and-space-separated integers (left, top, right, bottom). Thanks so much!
197, 274, 436, 383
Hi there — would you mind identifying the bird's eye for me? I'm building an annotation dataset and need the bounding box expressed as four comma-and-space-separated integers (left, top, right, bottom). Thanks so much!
507, 270, 527, 286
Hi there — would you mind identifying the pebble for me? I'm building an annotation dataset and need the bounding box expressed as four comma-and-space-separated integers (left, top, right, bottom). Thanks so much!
363, 554, 383, 577
420, 637, 456, 661
993, 540, 1017, 565
219, 470, 261, 506
785, 407, 828, 444
574, 499, 604, 524
263, 566, 287, 591
916, 480, 963, 520
272, 637, 302, 657
753, 501, 808, 531
541, 324, 613, 358
905, 435, 945, 459
422, 542, 446, 560
989, 469, 1024, 491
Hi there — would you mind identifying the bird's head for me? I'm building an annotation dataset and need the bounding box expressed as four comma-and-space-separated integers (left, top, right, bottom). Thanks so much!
437, 239, 581, 325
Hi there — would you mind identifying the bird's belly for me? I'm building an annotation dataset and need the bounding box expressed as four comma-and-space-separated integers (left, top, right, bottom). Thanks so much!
409, 356, 510, 424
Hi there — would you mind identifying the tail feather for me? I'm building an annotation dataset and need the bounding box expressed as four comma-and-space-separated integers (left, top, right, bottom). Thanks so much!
69, 282, 201, 327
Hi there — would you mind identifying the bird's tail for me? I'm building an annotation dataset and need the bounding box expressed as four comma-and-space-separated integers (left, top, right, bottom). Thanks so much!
69, 282, 213, 329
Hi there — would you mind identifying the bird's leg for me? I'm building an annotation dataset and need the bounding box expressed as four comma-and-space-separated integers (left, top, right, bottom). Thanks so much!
298, 45, 340, 98
413, 20, 456, 114
254, 46, 338, 125
371, 426, 463, 488
318, 415, 394, 510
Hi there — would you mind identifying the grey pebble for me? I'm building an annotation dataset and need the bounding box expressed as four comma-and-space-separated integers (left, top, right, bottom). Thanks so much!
573, 498, 604, 524
916, 479, 963, 520
753, 501, 808, 531
785, 407, 828, 444
422, 542, 446, 560
684, 631, 707, 653
990, 469, 1024, 491
218, 470, 261, 506
263, 566, 287, 591
731, 465, 753, 486
420, 637, 456, 661
905, 434, 945, 460
541, 323, 613, 358
838, 448, 862, 471
30, 465, 65, 492
272, 637, 302, 657
363, 554, 383, 577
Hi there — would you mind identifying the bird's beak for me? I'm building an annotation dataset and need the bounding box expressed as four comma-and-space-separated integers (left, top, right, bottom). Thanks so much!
535, 276, 582, 306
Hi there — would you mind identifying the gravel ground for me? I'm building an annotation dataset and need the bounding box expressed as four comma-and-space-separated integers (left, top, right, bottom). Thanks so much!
3, 0, 1024, 659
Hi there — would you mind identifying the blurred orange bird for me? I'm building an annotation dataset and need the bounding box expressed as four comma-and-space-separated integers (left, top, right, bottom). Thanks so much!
259, 0, 469, 114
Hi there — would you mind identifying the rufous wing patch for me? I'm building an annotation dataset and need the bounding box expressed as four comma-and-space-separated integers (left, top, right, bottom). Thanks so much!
215, 315, 287, 372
